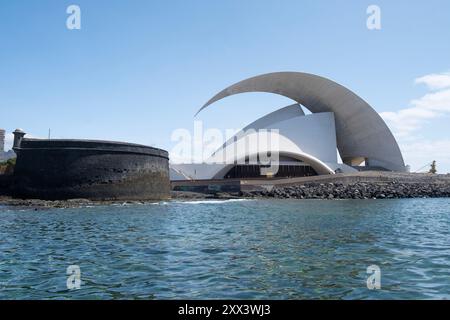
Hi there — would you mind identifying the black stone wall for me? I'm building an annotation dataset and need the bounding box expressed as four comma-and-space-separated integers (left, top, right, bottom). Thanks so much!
12, 139, 170, 200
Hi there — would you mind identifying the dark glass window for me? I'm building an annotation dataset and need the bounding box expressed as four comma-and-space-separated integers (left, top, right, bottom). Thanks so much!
224, 165, 317, 179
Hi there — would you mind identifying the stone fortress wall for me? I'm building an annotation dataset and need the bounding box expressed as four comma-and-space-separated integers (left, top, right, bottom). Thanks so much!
11, 130, 170, 200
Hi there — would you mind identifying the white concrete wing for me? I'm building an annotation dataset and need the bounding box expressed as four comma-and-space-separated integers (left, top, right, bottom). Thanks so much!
197, 72, 406, 172
170, 108, 357, 181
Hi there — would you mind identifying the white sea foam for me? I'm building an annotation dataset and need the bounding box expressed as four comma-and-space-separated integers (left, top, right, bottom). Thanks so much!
172, 199, 251, 205
106, 199, 252, 206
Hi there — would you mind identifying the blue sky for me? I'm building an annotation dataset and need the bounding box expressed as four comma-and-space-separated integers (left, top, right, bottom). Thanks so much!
1, 0, 449, 172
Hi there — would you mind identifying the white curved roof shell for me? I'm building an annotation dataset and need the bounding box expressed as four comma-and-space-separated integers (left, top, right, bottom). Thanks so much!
197, 72, 406, 172
170, 107, 356, 180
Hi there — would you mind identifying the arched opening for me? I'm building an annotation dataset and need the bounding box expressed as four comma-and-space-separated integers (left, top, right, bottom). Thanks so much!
223, 163, 317, 179
211, 151, 334, 179
343, 156, 367, 167
222, 155, 318, 179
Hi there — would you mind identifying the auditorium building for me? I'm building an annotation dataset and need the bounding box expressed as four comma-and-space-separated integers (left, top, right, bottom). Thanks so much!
170, 72, 406, 181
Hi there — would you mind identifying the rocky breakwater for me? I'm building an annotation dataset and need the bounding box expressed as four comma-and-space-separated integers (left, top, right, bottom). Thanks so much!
243, 181, 450, 199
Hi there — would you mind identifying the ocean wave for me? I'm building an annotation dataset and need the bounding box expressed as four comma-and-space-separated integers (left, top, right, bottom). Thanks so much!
171, 199, 251, 205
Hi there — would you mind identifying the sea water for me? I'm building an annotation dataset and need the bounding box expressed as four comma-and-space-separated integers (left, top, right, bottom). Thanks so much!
0, 198, 449, 299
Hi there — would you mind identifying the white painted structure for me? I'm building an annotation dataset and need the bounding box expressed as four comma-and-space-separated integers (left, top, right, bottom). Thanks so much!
171, 105, 356, 180
170, 72, 406, 181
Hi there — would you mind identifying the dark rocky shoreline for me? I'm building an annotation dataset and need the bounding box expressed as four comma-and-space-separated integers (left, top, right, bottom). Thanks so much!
0, 197, 110, 209
0, 192, 233, 209
240, 181, 450, 200
1, 181, 449, 209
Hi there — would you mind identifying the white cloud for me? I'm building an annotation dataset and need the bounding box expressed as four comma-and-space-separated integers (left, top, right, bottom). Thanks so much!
400, 139, 450, 173
380, 107, 437, 138
411, 88, 450, 112
415, 72, 450, 90
379, 71, 450, 173
4, 133, 13, 151
380, 73, 450, 138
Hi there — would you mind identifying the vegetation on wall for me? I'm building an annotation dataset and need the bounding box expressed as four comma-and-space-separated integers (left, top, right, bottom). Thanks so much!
0, 158, 16, 175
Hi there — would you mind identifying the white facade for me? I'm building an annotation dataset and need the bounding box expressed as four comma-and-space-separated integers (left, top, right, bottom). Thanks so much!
170, 104, 356, 181
170, 72, 406, 181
